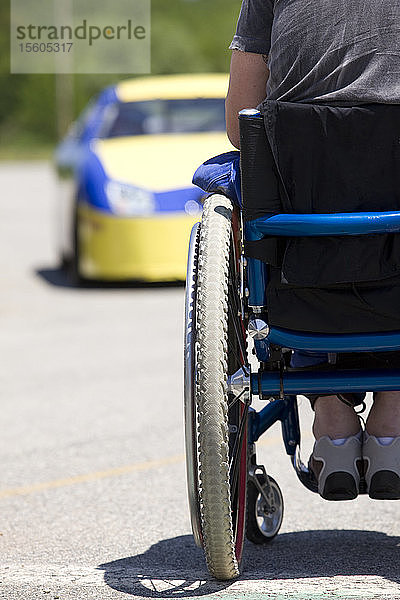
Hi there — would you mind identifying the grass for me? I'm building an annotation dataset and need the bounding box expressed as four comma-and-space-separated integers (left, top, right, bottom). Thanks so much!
0, 138, 55, 161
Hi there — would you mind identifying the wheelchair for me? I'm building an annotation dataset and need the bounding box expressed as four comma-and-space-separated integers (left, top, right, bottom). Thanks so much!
183, 104, 400, 580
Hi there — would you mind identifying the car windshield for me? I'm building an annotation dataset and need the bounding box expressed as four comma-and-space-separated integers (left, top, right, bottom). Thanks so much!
99, 98, 226, 137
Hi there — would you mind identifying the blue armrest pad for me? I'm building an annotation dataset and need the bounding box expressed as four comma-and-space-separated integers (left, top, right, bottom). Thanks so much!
192, 151, 242, 206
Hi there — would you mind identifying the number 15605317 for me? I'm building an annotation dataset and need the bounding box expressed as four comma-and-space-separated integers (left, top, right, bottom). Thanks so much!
19, 42, 73, 52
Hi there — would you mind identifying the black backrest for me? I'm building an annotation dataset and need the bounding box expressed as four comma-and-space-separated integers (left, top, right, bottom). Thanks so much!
239, 101, 400, 334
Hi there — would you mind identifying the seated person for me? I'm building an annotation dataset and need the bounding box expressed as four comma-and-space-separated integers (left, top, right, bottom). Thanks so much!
226, 0, 400, 499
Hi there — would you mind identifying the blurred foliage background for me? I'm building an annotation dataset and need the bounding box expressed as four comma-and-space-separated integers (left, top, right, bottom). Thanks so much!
0, 0, 242, 157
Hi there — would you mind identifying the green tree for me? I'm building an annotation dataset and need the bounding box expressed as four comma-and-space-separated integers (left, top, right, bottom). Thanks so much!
0, 0, 242, 148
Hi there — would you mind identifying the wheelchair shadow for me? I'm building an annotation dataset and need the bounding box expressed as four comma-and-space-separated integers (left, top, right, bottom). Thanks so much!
98, 530, 400, 597
35, 267, 185, 290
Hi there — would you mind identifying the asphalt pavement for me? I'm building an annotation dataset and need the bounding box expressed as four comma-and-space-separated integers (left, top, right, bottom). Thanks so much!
0, 162, 399, 600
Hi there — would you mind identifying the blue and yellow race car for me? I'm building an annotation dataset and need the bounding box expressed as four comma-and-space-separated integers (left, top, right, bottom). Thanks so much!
55, 73, 233, 282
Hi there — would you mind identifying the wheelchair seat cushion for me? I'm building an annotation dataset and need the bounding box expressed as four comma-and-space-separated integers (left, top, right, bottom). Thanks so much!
192, 151, 241, 206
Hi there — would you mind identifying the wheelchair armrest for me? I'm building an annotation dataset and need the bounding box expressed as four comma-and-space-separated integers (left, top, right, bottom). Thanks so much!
248, 212, 400, 237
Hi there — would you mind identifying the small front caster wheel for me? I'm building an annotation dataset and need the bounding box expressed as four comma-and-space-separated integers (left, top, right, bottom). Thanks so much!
246, 474, 284, 544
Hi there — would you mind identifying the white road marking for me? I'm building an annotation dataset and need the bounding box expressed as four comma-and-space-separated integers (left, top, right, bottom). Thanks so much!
0, 565, 399, 599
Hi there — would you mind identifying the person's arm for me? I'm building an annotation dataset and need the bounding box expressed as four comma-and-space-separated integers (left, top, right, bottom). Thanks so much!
225, 50, 269, 149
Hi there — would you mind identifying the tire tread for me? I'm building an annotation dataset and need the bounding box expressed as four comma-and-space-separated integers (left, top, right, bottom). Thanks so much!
196, 195, 239, 580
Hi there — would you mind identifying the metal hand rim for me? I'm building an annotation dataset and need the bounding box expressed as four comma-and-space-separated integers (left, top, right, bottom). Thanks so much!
183, 221, 202, 548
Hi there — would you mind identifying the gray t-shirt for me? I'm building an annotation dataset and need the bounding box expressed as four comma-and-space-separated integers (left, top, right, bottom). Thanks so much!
230, 0, 400, 104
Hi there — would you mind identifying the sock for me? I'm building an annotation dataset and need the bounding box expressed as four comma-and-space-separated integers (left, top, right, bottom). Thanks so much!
332, 438, 347, 446
331, 430, 362, 446
377, 436, 396, 446
365, 431, 397, 445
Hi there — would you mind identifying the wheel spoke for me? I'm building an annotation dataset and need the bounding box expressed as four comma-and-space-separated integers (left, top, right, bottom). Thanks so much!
228, 389, 246, 409
228, 301, 247, 366
227, 336, 243, 371
229, 401, 249, 494
228, 277, 247, 364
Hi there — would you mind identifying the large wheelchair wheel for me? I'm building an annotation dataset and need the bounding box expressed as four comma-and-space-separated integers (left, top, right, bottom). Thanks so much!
184, 194, 249, 580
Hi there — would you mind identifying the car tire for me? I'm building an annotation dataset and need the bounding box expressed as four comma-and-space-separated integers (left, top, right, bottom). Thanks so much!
69, 205, 84, 286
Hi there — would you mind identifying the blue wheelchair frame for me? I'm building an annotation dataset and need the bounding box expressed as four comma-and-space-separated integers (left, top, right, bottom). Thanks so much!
224, 110, 400, 491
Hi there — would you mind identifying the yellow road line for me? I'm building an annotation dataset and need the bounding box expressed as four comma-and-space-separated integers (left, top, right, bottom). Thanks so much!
0, 428, 297, 500
0, 454, 184, 500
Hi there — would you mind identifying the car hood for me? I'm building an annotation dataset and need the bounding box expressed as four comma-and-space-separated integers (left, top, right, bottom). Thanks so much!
92, 132, 234, 191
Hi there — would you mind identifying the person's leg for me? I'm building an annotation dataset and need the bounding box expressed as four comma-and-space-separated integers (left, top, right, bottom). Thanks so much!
312, 391, 400, 439
363, 391, 400, 499
310, 396, 362, 500
291, 351, 362, 439
313, 395, 361, 440
310, 390, 400, 500
293, 352, 364, 498
366, 391, 400, 436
